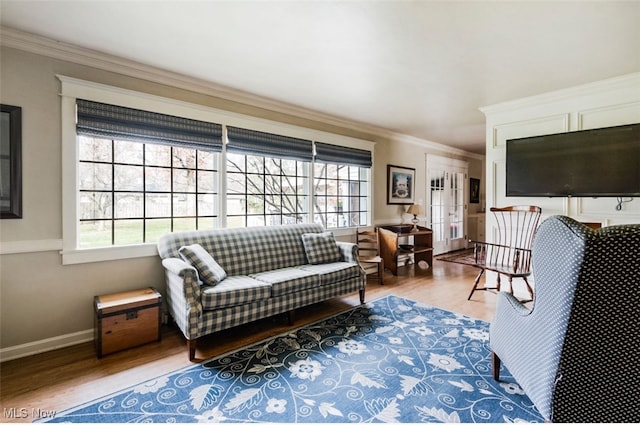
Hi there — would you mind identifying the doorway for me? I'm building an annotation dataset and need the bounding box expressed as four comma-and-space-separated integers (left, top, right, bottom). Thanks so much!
426, 155, 468, 255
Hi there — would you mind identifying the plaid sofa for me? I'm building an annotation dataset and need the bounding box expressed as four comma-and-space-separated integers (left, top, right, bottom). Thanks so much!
157, 224, 366, 361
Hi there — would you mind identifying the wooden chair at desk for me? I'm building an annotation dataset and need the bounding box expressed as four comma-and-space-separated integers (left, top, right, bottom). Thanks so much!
356, 227, 384, 285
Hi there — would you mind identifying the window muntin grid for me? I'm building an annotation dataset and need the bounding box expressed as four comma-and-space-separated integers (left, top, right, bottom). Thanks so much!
313, 163, 370, 229
226, 152, 309, 228
78, 135, 219, 247
77, 138, 371, 248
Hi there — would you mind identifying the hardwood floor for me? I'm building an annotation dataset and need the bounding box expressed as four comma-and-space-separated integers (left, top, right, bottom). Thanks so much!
0, 259, 495, 423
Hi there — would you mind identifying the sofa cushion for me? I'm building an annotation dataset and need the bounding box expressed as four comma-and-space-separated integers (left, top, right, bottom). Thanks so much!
179, 244, 227, 285
158, 224, 324, 276
298, 262, 361, 285
250, 267, 320, 297
301, 232, 342, 264
201, 276, 271, 310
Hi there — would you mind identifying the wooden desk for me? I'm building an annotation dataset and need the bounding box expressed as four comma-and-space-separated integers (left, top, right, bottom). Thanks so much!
378, 225, 433, 275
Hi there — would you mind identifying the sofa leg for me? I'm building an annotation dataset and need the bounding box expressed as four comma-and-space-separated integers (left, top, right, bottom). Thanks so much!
188, 339, 197, 362
359, 288, 365, 304
492, 351, 501, 381
287, 310, 295, 325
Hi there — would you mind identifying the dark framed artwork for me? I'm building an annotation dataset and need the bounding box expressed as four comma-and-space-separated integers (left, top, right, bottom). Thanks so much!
387, 164, 415, 205
1, 104, 22, 219
470, 177, 480, 204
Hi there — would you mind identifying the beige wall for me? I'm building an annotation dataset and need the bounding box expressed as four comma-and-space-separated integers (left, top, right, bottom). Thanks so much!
371, 139, 485, 224
0, 46, 482, 356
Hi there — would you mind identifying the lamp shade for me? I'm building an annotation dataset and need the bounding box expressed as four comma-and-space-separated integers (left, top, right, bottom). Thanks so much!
407, 204, 422, 215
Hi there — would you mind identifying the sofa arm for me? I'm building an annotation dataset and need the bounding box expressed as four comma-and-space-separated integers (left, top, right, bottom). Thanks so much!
161, 258, 203, 340
490, 292, 535, 352
336, 241, 358, 263
495, 291, 531, 317
489, 291, 557, 419
162, 257, 192, 277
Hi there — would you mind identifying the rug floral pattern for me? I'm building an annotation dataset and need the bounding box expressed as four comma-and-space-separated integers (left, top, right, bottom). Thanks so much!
44, 295, 543, 423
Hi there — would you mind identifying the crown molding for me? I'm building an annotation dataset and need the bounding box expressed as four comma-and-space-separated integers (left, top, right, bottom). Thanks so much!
0, 27, 358, 128
479, 72, 640, 117
386, 131, 484, 160
1, 26, 480, 159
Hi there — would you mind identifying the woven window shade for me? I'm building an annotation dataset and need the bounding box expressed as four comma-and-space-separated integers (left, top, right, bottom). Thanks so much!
314, 142, 372, 167
226, 126, 313, 161
76, 99, 223, 151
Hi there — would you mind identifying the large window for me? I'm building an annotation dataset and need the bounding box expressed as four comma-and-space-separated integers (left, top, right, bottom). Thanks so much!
74, 98, 222, 249
61, 78, 373, 263
225, 126, 313, 228
313, 163, 370, 228
226, 153, 309, 227
78, 136, 219, 247
313, 142, 372, 229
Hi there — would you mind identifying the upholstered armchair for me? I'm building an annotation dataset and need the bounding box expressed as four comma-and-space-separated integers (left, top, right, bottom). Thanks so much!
490, 215, 640, 422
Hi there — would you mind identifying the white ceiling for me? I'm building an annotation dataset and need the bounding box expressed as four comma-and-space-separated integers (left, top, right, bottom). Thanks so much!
1, 1, 639, 154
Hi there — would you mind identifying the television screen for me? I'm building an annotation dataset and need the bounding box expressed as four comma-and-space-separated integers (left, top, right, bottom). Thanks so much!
506, 123, 640, 197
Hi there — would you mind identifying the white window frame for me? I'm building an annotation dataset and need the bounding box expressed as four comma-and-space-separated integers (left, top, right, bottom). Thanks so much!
225, 152, 311, 227
312, 162, 371, 229
59, 76, 374, 264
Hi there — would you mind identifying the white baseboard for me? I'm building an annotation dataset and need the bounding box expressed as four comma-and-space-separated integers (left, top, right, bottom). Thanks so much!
0, 329, 93, 363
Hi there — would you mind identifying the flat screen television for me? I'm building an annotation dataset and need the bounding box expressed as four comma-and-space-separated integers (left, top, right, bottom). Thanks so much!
506, 123, 640, 197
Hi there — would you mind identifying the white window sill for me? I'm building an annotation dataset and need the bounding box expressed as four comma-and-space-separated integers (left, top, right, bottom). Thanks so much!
61, 243, 159, 265
60, 227, 359, 265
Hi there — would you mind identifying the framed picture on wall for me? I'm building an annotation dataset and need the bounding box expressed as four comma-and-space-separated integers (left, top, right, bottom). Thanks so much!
470, 177, 480, 204
1, 104, 22, 219
387, 164, 415, 204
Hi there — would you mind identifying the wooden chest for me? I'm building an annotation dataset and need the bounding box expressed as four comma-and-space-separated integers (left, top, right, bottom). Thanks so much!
94, 287, 162, 358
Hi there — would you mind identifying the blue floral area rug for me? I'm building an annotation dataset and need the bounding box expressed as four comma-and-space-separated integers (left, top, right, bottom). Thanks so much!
43, 295, 543, 423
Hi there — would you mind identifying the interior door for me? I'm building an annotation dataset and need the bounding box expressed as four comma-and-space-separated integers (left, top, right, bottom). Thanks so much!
427, 155, 468, 255
447, 170, 466, 252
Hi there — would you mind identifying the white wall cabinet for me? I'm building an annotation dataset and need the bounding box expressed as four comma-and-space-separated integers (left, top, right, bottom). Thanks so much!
467, 213, 485, 246
481, 73, 640, 243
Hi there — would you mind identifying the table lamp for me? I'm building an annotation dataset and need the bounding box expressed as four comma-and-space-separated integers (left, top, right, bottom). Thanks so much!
407, 204, 422, 232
